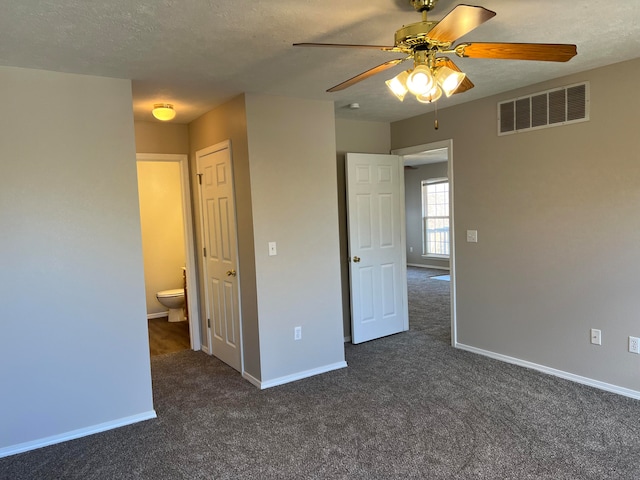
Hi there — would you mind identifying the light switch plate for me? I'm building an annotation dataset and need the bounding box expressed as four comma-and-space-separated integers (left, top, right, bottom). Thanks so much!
466, 230, 478, 243
268, 241, 277, 256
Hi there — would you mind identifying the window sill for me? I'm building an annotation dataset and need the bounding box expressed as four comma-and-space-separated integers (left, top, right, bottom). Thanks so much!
421, 254, 449, 260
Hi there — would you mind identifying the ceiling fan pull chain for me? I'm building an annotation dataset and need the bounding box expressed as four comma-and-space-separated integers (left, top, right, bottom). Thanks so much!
434, 101, 439, 130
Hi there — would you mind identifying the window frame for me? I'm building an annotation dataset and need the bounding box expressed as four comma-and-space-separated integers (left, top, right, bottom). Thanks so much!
421, 178, 450, 258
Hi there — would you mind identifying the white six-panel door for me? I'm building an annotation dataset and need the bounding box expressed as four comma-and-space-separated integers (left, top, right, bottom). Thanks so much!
346, 153, 408, 344
196, 141, 242, 372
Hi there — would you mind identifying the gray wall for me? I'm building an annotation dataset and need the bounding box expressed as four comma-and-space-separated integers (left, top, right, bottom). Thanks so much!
246, 94, 346, 382
335, 119, 391, 339
391, 58, 640, 393
0, 67, 154, 452
404, 162, 450, 269
189, 95, 349, 384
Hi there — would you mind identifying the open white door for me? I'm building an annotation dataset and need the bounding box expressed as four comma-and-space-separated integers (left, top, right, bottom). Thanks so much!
346, 153, 409, 344
196, 141, 242, 372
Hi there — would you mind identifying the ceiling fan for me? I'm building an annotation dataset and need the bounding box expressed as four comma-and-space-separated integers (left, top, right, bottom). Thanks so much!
294, 0, 577, 103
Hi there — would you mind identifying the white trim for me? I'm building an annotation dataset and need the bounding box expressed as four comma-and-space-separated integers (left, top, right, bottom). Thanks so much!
135, 153, 185, 162
392, 140, 452, 158
136, 153, 202, 352
253, 362, 348, 390
456, 343, 640, 401
0, 410, 157, 458
392, 139, 457, 346
242, 371, 262, 389
423, 177, 448, 185
399, 157, 409, 334
147, 311, 169, 320
447, 140, 457, 347
344, 335, 352, 343
407, 263, 450, 271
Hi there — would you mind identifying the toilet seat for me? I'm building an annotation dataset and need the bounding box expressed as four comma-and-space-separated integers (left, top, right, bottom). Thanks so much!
157, 288, 184, 298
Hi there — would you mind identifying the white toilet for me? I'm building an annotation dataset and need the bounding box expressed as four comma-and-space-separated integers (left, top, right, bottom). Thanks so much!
156, 288, 185, 322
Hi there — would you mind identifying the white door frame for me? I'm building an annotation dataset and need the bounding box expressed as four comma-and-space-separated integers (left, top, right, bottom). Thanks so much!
391, 139, 457, 347
136, 153, 202, 351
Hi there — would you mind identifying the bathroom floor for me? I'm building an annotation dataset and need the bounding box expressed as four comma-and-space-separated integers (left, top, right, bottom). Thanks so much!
147, 318, 190, 356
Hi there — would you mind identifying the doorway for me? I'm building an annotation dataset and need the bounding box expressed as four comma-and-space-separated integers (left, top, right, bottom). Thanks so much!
391, 139, 457, 346
136, 153, 201, 352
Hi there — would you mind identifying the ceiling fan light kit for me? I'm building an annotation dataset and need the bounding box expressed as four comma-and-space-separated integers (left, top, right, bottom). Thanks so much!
385, 70, 410, 101
434, 65, 466, 97
294, 0, 577, 105
416, 85, 442, 103
406, 64, 435, 95
388, 54, 466, 102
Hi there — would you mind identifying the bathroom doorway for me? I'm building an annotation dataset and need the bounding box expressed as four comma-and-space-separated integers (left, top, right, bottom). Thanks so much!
136, 153, 201, 353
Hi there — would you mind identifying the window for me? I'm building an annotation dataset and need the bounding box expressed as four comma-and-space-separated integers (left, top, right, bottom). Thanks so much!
422, 179, 449, 256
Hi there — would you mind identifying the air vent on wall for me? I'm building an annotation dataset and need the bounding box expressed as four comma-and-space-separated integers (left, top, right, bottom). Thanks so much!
498, 82, 589, 136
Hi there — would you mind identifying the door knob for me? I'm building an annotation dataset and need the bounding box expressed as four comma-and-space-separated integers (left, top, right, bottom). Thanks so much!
226, 270, 237, 277
352, 256, 361, 263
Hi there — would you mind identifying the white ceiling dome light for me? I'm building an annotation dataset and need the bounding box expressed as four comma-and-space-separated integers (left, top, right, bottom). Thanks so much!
152, 104, 176, 121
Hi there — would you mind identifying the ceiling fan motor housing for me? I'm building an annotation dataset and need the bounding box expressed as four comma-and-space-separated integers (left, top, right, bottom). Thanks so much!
410, 0, 439, 12
395, 21, 450, 51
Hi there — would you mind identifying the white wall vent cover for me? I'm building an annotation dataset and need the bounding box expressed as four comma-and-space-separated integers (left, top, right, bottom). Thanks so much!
498, 82, 589, 136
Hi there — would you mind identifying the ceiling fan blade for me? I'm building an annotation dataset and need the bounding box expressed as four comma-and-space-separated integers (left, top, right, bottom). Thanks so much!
435, 57, 474, 94
428, 5, 496, 43
457, 42, 577, 62
327, 57, 409, 92
293, 42, 399, 52
453, 75, 475, 94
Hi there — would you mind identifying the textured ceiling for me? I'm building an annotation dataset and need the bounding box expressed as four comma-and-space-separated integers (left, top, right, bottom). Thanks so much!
1, 1, 638, 124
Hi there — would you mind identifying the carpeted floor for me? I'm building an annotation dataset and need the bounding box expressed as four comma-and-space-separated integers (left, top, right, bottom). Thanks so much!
3, 266, 640, 479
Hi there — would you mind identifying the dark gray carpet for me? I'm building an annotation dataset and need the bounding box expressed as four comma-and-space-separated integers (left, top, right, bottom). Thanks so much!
3, 266, 640, 479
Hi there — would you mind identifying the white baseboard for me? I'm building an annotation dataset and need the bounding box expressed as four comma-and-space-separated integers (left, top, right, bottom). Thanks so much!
147, 311, 168, 320
247, 361, 348, 390
242, 371, 262, 389
407, 263, 450, 271
344, 336, 352, 343
456, 343, 640, 401
0, 410, 157, 459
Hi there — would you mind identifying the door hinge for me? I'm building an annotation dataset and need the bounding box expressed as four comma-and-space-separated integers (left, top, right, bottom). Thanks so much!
197, 173, 203, 185
203, 247, 207, 257
207, 318, 211, 328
